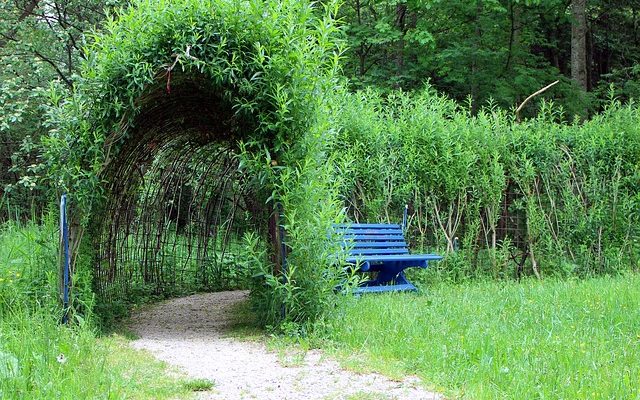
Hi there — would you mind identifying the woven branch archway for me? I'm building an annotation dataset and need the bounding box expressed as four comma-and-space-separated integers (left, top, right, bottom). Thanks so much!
48, 0, 344, 323
93, 74, 275, 301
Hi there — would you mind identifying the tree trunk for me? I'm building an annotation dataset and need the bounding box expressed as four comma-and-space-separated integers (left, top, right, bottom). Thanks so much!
505, 0, 521, 72
394, 2, 407, 87
355, 0, 365, 77
571, 0, 588, 90
471, 0, 483, 114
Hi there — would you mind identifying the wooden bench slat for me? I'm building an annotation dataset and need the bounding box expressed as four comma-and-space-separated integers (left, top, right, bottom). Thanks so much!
347, 242, 408, 248
345, 254, 442, 263
336, 228, 404, 235
333, 223, 402, 229
342, 234, 405, 241
348, 249, 409, 255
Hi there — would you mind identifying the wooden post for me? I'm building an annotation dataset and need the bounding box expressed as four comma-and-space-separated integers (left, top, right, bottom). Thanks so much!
268, 203, 282, 275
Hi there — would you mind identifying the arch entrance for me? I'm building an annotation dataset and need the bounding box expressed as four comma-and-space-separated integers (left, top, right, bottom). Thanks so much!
92, 77, 272, 302
49, 0, 342, 324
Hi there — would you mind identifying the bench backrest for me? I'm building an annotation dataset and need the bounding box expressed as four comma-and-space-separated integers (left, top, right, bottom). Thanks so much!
332, 223, 410, 257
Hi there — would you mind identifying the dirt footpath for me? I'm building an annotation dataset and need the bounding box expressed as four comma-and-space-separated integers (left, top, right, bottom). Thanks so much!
127, 291, 441, 400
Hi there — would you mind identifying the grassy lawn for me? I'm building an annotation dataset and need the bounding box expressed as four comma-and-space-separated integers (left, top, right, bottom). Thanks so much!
318, 276, 640, 399
4, 220, 639, 398
0, 309, 211, 399
0, 221, 211, 399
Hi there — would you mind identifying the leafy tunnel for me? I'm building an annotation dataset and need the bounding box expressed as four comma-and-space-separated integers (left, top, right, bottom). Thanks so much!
93, 75, 271, 301
47, 0, 344, 323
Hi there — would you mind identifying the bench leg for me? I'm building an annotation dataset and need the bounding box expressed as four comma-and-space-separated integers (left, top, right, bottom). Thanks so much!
394, 271, 410, 285
362, 267, 411, 287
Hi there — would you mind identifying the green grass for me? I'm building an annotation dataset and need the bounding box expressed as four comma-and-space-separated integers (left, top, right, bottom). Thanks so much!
0, 221, 58, 309
0, 219, 204, 399
318, 276, 640, 399
4, 217, 639, 399
0, 308, 201, 399
182, 378, 215, 392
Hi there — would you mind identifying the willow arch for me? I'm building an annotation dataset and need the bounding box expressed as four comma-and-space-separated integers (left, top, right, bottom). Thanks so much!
47, 0, 346, 326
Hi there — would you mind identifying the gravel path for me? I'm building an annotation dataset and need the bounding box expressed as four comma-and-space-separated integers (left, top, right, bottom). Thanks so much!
127, 291, 441, 400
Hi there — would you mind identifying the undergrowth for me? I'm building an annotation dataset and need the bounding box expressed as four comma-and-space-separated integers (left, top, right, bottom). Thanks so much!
332, 89, 640, 280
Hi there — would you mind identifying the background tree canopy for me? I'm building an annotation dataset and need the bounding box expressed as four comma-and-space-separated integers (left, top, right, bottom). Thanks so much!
1, 0, 638, 175
340, 0, 640, 113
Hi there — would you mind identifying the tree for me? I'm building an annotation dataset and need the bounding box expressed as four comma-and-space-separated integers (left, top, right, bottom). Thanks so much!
0, 0, 123, 212
0, 0, 41, 48
339, 0, 640, 116
571, 0, 588, 90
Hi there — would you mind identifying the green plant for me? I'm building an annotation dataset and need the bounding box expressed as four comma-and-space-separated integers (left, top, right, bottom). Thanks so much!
0, 219, 195, 399
41, 0, 350, 328
182, 378, 215, 392
331, 88, 640, 280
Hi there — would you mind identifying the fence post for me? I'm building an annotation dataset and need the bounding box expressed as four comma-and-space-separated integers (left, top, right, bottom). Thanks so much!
60, 194, 70, 324
402, 204, 408, 232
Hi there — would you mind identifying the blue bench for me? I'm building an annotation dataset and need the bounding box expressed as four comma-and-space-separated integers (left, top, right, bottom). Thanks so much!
333, 223, 443, 294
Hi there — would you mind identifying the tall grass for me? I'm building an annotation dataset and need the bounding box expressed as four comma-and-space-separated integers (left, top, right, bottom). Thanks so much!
319, 276, 640, 399
0, 221, 59, 312
0, 218, 201, 399
0, 309, 198, 399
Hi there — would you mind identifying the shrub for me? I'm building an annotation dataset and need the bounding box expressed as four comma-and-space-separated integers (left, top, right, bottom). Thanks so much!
331, 88, 640, 280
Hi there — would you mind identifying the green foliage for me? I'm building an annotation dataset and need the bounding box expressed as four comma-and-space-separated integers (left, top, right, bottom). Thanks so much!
44, 0, 343, 207
0, 215, 97, 316
242, 125, 352, 331
0, 221, 57, 311
43, 0, 348, 328
0, 1, 126, 218
35, 0, 640, 330
332, 88, 640, 279
338, 0, 640, 116
318, 276, 640, 399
